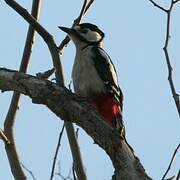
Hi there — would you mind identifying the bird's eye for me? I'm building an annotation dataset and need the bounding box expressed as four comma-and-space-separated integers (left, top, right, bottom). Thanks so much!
80, 29, 88, 33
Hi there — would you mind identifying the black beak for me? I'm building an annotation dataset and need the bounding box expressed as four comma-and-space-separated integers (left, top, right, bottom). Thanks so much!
58, 26, 73, 34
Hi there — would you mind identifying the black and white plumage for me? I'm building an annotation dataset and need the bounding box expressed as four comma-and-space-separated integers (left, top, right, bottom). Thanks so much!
59, 23, 123, 129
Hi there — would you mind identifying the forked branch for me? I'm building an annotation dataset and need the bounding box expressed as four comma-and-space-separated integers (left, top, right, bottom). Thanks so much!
148, 0, 180, 116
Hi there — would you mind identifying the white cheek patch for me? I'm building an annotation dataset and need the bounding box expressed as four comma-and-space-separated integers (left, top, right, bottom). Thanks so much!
83, 31, 102, 42
74, 26, 80, 31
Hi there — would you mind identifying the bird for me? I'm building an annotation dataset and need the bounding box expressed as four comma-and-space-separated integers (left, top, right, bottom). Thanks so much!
58, 23, 124, 132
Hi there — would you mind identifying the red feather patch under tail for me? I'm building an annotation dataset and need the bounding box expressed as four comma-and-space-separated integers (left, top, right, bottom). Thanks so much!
89, 94, 122, 128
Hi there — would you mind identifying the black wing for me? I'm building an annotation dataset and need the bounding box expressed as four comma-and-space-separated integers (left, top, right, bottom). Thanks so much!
91, 46, 123, 108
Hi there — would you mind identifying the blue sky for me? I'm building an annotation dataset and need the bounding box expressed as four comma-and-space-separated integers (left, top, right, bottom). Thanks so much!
0, 0, 179, 179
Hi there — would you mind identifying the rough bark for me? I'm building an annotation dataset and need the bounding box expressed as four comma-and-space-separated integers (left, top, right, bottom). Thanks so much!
0, 68, 152, 180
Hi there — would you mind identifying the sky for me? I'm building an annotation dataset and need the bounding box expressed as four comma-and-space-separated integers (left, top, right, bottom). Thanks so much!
0, 0, 180, 180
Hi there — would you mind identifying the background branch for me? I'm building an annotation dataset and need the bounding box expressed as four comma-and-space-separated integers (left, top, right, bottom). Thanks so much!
50, 125, 65, 180
148, 0, 168, 12
176, 170, 180, 180
173, 0, 180, 4
149, 1, 180, 179
149, 0, 180, 118
162, 143, 180, 180
58, 0, 95, 52
3, 0, 41, 179
4, 0, 87, 179
21, 163, 37, 180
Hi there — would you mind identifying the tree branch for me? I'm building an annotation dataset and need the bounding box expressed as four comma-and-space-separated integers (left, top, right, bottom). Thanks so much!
4, 1, 87, 179
162, 143, 180, 180
173, 0, 180, 4
0, 68, 151, 180
149, 1, 180, 179
148, 0, 168, 12
21, 162, 37, 180
176, 170, 180, 180
3, 0, 41, 179
50, 125, 65, 180
58, 0, 95, 53
163, 1, 180, 117
149, 0, 180, 117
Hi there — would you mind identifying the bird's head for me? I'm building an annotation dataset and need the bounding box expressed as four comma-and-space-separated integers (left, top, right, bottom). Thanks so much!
58, 23, 105, 48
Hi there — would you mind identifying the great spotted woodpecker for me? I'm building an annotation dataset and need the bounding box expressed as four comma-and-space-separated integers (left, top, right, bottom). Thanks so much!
59, 23, 124, 131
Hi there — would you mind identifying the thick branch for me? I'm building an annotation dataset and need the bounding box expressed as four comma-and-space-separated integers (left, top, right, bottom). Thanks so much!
4, 0, 64, 86
0, 68, 151, 180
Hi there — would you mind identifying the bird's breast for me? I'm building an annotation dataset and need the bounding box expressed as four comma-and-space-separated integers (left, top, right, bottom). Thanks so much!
72, 48, 106, 97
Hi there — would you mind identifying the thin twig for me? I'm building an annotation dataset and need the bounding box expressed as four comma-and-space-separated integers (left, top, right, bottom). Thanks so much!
4, 0, 41, 179
21, 163, 37, 180
149, 1, 180, 179
36, 68, 55, 79
55, 161, 73, 180
162, 1, 180, 117
72, 163, 77, 180
50, 125, 65, 180
75, 0, 88, 25
173, 0, 180, 4
84, 0, 95, 14
176, 170, 180, 180
162, 144, 180, 180
75, 128, 79, 139
148, 0, 168, 12
58, 0, 87, 52
149, 0, 180, 117
165, 175, 175, 180
58, 0, 95, 52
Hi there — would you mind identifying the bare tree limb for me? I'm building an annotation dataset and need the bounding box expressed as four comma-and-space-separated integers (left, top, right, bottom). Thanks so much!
21, 163, 37, 180
58, 0, 95, 53
148, 0, 168, 12
162, 1, 180, 117
55, 161, 73, 180
4, 0, 64, 85
176, 170, 180, 180
4, 1, 87, 179
84, 0, 95, 14
149, 1, 180, 179
162, 143, 180, 180
50, 125, 65, 180
3, 0, 41, 179
0, 68, 151, 180
173, 0, 180, 4
72, 163, 77, 180
149, 0, 180, 117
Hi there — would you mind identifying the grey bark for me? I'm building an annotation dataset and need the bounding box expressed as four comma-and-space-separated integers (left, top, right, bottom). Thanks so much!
0, 68, 152, 180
